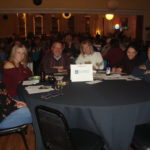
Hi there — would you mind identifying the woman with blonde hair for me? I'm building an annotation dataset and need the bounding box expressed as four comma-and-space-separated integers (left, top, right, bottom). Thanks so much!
3, 45, 32, 98
76, 40, 104, 70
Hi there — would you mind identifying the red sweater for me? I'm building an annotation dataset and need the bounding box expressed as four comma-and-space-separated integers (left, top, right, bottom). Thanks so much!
103, 47, 125, 67
3, 64, 32, 97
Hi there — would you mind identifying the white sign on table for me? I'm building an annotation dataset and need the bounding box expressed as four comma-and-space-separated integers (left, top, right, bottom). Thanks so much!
70, 64, 93, 82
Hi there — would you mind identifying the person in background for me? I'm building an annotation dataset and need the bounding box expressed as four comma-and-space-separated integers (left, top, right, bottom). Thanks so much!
101, 37, 111, 56
76, 40, 104, 70
63, 34, 77, 58
112, 44, 141, 74
3, 45, 32, 98
132, 45, 150, 82
103, 38, 124, 67
0, 83, 32, 129
31, 37, 43, 75
40, 41, 70, 74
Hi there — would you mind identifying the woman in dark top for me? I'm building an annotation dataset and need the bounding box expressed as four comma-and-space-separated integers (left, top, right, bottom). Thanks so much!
0, 84, 32, 129
112, 44, 141, 74
132, 46, 150, 82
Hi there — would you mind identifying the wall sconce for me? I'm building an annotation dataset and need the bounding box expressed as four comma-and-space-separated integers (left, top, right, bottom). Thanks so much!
62, 13, 71, 19
105, 14, 114, 21
96, 29, 101, 35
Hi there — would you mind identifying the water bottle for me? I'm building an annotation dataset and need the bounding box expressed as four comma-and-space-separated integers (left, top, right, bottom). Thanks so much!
48, 74, 56, 85
106, 61, 111, 75
40, 71, 45, 82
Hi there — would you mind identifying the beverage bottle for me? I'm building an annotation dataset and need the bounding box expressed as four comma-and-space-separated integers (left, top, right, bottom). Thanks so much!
40, 71, 45, 82
48, 74, 56, 85
106, 61, 111, 75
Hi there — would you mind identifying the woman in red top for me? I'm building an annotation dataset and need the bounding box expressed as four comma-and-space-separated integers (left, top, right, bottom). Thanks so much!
3, 45, 32, 98
103, 39, 125, 67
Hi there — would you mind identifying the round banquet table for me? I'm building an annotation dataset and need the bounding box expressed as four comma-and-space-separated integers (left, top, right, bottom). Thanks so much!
19, 80, 150, 150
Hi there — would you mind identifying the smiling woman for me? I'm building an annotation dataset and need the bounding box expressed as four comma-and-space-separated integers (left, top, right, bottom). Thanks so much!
3, 45, 32, 98
112, 44, 142, 74
76, 40, 104, 70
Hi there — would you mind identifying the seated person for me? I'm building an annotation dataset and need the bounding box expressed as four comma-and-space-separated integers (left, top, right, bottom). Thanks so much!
76, 40, 104, 70
40, 41, 70, 74
112, 44, 141, 74
132, 46, 150, 82
0, 84, 32, 129
3, 45, 32, 98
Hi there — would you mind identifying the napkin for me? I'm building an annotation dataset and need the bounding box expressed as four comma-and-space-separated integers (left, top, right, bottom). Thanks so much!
25, 85, 54, 94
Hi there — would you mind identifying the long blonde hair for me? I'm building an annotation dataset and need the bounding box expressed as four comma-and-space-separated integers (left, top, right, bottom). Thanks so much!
9, 45, 28, 67
80, 40, 94, 56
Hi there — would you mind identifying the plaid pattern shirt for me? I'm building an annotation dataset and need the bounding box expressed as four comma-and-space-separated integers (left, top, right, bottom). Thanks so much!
41, 53, 70, 74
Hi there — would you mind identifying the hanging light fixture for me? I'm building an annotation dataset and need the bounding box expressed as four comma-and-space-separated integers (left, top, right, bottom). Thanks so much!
105, 14, 114, 21
105, 0, 118, 21
62, 13, 71, 19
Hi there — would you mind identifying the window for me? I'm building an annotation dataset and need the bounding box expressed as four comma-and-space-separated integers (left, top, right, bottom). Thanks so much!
33, 15, 43, 35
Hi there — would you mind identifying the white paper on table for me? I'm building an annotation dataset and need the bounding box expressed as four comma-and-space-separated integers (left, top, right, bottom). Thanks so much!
104, 74, 125, 80
95, 73, 125, 80
70, 64, 93, 82
22, 80, 40, 85
86, 80, 103, 85
25, 85, 54, 94
125, 75, 142, 81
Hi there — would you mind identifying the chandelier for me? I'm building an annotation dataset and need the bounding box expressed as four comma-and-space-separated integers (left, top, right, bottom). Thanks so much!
105, 0, 119, 21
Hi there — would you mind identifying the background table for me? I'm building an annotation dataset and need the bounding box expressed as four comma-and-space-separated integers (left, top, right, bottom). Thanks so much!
19, 80, 150, 150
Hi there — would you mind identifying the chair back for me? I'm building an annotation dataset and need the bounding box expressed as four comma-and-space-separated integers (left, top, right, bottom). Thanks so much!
0, 124, 29, 150
0, 125, 27, 135
35, 105, 74, 150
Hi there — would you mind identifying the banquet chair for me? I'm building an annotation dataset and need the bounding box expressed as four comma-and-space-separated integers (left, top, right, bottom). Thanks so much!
131, 123, 150, 150
35, 105, 105, 150
0, 124, 29, 150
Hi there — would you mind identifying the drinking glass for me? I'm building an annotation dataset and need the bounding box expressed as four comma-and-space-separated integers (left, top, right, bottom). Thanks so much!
96, 62, 101, 72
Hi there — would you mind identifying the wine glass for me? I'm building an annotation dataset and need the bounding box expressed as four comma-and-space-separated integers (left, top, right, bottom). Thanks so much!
96, 62, 101, 72
55, 80, 63, 95
85, 61, 91, 64
55, 76, 64, 81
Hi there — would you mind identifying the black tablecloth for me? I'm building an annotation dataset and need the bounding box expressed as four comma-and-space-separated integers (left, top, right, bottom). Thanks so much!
19, 80, 150, 150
